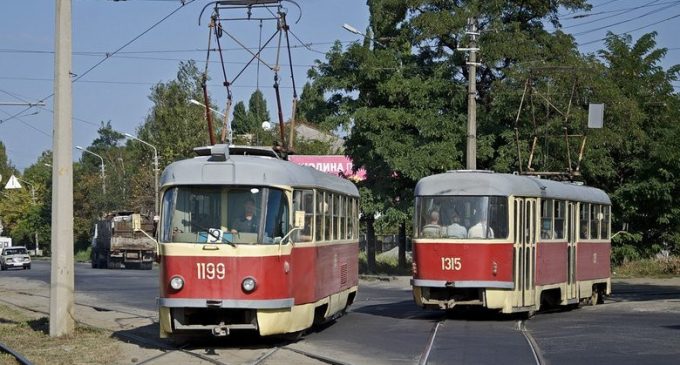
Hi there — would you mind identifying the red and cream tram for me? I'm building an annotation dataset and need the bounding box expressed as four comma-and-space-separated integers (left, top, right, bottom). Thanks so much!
156, 145, 360, 337
411, 171, 611, 314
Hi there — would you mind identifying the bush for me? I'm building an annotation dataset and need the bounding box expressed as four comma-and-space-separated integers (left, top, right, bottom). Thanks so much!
614, 256, 680, 278
358, 251, 412, 276
74, 246, 92, 263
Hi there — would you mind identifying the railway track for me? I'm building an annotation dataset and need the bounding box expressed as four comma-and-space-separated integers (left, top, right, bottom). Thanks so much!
0, 291, 355, 365
417, 315, 544, 365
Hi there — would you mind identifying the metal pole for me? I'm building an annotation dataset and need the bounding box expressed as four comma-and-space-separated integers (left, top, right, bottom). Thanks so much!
18, 178, 39, 255
124, 134, 159, 215
51, 0, 75, 337
465, 18, 478, 170
153, 151, 159, 215
76, 146, 105, 195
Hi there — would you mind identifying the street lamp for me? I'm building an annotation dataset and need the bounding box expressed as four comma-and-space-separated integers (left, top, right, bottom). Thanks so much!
75, 146, 105, 194
124, 133, 159, 216
189, 99, 232, 145
342, 23, 387, 47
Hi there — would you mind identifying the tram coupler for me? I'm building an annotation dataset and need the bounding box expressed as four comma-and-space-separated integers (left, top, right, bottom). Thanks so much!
211, 325, 230, 337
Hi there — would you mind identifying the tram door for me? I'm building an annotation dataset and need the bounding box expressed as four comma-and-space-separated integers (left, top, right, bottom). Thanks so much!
514, 198, 536, 308
566, 202, 578, 300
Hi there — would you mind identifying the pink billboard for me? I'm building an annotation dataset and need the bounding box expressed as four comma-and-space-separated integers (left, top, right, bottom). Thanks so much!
289, 155, 366, 181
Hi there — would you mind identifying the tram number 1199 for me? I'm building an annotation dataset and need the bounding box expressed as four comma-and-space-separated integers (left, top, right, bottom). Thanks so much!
441, 257, 462, 271
196, 262, 226, 280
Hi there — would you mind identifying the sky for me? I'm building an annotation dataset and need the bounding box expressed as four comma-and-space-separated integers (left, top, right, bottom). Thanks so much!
0, 0, 679, 172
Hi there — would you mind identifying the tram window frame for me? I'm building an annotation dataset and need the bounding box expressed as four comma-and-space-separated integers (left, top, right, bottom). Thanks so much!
333, 194, 340, 240
590, 204, 600, 240
324, 192, 332, 241
348, 198, 356, 240
540, 199, 554, 240
554, 200, 566, 239
293, 190, 314, 243
601, 205, 610, 239
339, 196, 346, 240
579, 203, 590, 239
316, 190, 324, 242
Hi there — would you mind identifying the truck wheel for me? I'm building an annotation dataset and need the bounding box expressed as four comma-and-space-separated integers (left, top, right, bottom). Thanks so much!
1, 264, 5, 271
141, 262, 153, 270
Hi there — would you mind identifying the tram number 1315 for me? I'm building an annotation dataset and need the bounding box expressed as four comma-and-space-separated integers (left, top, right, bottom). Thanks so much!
441, 257, 462, 271
196, 262, 226, 280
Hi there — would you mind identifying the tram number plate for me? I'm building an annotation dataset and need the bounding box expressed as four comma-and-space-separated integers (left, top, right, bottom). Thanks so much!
441, 257, 462, 271
196, 263, 226, 280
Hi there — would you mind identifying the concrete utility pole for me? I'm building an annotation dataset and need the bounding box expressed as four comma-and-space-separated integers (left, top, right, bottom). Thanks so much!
50, 0, 75, 337
463, 17, 480, 170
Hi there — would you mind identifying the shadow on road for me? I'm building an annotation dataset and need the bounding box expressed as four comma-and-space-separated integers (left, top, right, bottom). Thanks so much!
112, 321, 326, 351
610, 281, 680, 303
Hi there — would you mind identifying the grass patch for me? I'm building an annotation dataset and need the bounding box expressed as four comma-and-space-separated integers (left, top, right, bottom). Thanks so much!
74, 246, 92, 263
0, 304, 119, 365
359, 251, 412, 276
613, 256, 680, 278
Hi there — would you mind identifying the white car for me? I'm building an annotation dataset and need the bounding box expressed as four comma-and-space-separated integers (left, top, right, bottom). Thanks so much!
0, 246, 31, 270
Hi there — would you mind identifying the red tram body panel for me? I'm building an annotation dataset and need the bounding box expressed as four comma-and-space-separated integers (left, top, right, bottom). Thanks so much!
535, 242, 568, 285
413, 242, 514, 283
412, 171, 611, 314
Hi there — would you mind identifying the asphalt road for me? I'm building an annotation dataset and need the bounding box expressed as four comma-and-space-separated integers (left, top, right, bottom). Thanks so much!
3, 260, 680, 364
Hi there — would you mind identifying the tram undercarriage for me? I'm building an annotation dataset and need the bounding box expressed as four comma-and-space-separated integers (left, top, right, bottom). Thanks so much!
159, 287, 358, 338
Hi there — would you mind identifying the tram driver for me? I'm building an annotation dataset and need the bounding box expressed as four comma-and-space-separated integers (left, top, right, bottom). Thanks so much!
468, 212, 494, 239
231, 199, 259, 234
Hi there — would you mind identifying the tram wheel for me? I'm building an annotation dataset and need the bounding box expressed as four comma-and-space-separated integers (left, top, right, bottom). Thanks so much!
590, 287, 604, 305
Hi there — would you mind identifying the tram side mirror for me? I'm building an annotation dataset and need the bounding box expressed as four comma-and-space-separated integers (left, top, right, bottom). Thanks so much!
294, 210, 305, 229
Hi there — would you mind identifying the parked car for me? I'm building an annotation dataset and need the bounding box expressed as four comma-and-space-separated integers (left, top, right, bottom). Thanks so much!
0, 246, 31, 270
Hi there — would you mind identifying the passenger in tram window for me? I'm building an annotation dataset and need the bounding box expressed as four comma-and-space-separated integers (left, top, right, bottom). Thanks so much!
422, 210, 443, 238
541, 219, 553, 239
446, 210, 467, 238
468, 214, 494, 239
580, 221, 589, 239
231, 199, 259, 234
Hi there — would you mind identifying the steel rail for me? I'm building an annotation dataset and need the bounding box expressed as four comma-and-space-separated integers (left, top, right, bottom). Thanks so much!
516, 320, 545, 365
418, 319, 444, 365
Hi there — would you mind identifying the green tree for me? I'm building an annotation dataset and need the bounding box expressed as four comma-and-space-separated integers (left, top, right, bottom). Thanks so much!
308, 0, 593, 268
232, 101, 249, 134
583, 32, 680, 256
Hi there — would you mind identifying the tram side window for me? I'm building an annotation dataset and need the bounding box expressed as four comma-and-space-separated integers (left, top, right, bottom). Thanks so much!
325, 193, 333, 241
293, 190, 314, 242
580, 203, 589, 239
540, 200, 554, 239
347, 198, 356, 240
601, 205, 610, 239
488, 197, 508, 239
554, 200, 566, 239
316, 191, 325, 241
333, 194, 340, 240
161, 188, 176, 242
338, 196, 346, 240
590, 204, 600, 240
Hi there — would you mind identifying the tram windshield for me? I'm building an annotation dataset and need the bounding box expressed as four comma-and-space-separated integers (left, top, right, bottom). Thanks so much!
415, 196, 508, 239
160, 186, 289, 245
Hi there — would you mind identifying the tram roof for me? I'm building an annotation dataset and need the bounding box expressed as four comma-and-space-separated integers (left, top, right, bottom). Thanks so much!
160, 145, 359, 197
415, 171, 610, 205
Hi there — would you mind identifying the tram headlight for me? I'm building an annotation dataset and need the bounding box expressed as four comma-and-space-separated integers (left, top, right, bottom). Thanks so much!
169, 275, 184, 291
242, 277, 257, 293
